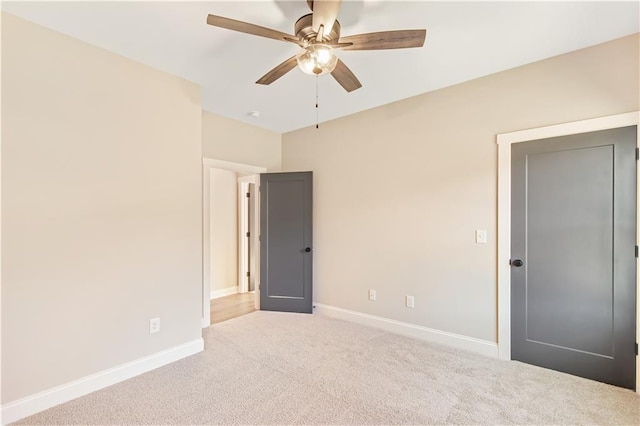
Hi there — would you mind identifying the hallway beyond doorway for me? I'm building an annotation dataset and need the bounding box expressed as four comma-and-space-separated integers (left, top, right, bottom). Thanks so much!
210, 292, 256, 325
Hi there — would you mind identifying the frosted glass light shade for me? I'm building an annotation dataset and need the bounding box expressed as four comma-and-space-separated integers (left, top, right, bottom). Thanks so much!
296, 44, 338, 76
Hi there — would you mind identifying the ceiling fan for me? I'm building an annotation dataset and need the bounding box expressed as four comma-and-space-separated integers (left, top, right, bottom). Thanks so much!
206, 0, 426, 92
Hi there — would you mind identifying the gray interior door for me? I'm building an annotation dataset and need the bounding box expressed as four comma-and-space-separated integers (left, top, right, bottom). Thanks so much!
260, 172, 312, 313
511, 126, 637, 390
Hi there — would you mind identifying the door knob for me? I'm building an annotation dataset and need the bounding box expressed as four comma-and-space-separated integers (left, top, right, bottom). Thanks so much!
304, 247, 312, 252
510, 259, 524, 267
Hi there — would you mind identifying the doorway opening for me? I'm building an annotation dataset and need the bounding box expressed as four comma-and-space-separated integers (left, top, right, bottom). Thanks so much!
202, 158, 266, 328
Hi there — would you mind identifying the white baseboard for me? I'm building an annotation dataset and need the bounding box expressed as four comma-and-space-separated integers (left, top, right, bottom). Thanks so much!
313, 303, 498, 359
1, 338, 204, 425
210, 286, 238, 300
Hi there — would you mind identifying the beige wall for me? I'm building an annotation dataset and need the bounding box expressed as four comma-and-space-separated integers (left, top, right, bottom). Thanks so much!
210, 168, 238, 292
1, 13, 202, 403
202, 111, 281, 171
282, 34, 640, 343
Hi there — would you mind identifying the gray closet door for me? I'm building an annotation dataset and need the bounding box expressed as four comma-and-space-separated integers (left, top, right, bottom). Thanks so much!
511, 126, 637, 390
260, 172, 312, 313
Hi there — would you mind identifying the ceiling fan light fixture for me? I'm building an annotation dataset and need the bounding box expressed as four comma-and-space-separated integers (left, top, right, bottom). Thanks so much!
296, 44, 338, 76
207, 2, 426, 93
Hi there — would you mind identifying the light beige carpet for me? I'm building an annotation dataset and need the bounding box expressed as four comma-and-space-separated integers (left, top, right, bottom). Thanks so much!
17, 311, 640, 425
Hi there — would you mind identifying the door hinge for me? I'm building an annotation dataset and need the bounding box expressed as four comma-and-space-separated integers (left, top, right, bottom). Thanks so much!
635, 343, 638, 355
246, 192, 250, 198
636, 246, 638, 258
246, 231, 250, 238
246, 271, 250, 277
636, 147, 639, 161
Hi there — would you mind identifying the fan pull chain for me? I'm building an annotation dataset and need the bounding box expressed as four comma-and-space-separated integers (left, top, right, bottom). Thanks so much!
315, 75, 319, 129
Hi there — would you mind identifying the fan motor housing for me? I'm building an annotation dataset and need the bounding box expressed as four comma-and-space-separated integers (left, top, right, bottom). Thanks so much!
294, 13, 341, 44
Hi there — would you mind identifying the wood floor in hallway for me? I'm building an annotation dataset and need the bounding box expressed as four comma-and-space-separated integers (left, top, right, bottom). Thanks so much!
210, 292, 256, 325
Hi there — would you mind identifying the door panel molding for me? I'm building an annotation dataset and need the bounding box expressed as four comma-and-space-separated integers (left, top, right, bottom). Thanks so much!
496, 111, 640, 392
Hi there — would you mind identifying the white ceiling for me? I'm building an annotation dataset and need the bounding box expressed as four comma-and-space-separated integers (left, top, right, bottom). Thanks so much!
3, 1, 639, 133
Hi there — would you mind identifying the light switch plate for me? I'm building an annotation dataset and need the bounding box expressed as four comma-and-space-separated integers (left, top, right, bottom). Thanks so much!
475, 229, 487, 244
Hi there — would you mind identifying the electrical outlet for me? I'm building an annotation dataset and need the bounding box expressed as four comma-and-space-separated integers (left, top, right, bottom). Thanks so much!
475, 229, 487, 244
149, 318, 160, 334
406, 295, 415, 308
368, 289, 376, 301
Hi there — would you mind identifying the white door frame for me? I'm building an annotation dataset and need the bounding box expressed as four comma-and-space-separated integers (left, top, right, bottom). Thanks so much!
237, 175, 258, 294
202, 158, 266, 328
496, 111, 640, 392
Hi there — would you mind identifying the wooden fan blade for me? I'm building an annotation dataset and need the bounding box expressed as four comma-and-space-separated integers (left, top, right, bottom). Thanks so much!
311, 0, 342, 35
325, 41, 354, 48
331, 59, 362, 92
339, 29, 426, 50
256, 56, 298, 85
207, 14, 296, 43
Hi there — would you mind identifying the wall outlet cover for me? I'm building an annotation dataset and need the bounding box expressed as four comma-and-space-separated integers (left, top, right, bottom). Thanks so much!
406, 295, 415, 308
149, 318, 160, 334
